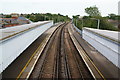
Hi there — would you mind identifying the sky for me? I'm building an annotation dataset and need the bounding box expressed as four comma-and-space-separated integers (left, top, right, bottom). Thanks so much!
1, 0, 119, 18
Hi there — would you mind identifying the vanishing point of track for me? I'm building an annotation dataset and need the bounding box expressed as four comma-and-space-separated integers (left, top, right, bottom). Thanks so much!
29, 22, 93, 79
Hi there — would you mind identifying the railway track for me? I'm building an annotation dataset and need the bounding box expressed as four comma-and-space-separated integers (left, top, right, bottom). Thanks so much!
29, 22, 94, 79
63, 24, 93, 79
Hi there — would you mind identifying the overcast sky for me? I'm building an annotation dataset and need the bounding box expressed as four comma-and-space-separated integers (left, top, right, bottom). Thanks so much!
1, 0, 119, 17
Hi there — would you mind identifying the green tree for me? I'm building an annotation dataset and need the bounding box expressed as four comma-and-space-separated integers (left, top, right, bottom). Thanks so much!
85, 6, 101, 17
72, 15, 80, 19
24, 13, 70, 23
5, 15, 11, 18
108, 14, 117, 20
25, 14, 31, 18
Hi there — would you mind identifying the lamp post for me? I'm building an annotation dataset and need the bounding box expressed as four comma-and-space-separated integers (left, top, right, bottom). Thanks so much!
44, 16, 46, 21
76, 19, 77, 26
82, 19, 83, 29
79, 18, 83, 30
97, 19, 100, 29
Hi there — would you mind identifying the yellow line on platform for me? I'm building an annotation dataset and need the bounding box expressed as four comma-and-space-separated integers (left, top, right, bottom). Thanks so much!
69, 24, 105, 80
82, 49, 105, 80
75, 32, 106, 80
16, 37, 46, 80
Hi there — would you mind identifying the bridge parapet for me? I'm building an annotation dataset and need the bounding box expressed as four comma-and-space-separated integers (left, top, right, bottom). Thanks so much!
82, 27, 120, 68
0, 21, 53, 73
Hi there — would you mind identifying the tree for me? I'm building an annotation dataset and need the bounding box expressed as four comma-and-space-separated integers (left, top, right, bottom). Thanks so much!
85, 6, 101, 17
24, 13, 70, 23
72, 15, 80, 19
5, 15, 11, 18
25, 14, 31, 18
108, 13, 116, 20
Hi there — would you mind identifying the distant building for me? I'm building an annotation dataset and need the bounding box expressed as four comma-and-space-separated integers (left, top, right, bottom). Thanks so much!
0, 18, 19, 27
108, 19, 120, 28
17, 17, 29, 25
0, 16, 30, 28
11, 13, 19, 18
0, 13, 32, 28
1, 18, 18, 24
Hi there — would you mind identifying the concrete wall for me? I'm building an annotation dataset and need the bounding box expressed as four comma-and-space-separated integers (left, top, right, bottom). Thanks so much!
0, 21, 53, 73
82, 27, 120, 68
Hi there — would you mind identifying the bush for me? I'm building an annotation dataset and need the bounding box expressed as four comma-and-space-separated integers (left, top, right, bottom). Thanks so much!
25, 13, 70, 23
73, 16, 118, 31
99, 18, 118, 31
